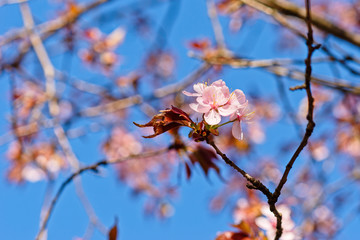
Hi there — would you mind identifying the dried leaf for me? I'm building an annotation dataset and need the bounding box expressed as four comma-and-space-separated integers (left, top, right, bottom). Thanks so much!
188, 145, 221, 177
134, 106, 194, 138
185, 162, 192, 180
108, 218, 118, 240
215, 231, 249, 240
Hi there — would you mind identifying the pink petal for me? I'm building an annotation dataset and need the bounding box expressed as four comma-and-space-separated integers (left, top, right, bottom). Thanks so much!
229, 112, 237, 121
193, 83, 206, 94
211, 79, 225, 87
232, 120, 243, 140
216, 89, 229, 106
218, 104, 237, 116
232, 89, 247, 105
205, 109, 221, 125
183, 90, 201, 97
202, 86, 217, 102
189, 103, 211, 113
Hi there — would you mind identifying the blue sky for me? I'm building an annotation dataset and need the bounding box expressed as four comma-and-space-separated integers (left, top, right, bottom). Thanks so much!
1, 0, 360, 239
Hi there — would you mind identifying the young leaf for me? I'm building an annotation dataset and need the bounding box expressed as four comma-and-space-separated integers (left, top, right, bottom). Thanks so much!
134, 106, 194, 138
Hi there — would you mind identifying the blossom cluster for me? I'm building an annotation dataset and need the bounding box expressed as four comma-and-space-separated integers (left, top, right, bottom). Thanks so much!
183, 79, 252, 140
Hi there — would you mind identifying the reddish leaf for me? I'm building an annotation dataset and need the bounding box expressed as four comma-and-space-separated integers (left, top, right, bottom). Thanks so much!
185, 162, 192, 180
216, 231, 250, 240
134, 106, 194, 138
188, 145, 221, 177
108, 219, 118, 240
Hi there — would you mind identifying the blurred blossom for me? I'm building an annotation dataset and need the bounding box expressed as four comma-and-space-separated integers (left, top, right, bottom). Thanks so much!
158, 202, 175, 219
252, 100, 281, 122
188, 38, 232, 61
116, 72, 140, 89
233, 198, 262, 224
7, 141, 66, 183
247, 121, 265, 144
309, 141, 329, 161
298, 86, 332, 120
303, 205, 339, 237
145, 51, 175, 78
99, 51, 118, 68
14, 81, 47, 119
259, 160, 281, 183
332, 95, 360, 158
313, 1, 360, 31
217, 0, 258, 32
333, 95, 360, 121
255, 205, 300, 240
115, 149, 178, 216
293, 178, 323, 209
79, 27, 126, 71
337, 131, 360, 158
102, 127, 143, 161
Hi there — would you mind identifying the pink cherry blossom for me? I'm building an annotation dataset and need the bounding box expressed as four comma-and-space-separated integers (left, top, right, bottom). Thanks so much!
184, 80, 248, 125
230, 104, 253, 140
255, 205, 300, 240
183, 82, 206, 97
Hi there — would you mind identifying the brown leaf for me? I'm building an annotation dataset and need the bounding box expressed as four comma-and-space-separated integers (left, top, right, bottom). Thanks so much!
185, 162, 192, 180
215, 231, 249, 240
134, 106, 194, 138
188, 145, 221, 177
108, 218, 118, 240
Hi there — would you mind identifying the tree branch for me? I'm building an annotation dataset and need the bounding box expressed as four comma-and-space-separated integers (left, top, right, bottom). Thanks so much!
35, 147, 170, 240
272, 0, 317, 221
242, 0, 360, 48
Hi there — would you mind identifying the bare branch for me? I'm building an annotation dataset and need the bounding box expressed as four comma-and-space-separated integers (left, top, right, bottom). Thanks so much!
35, 147, 171, 240
0, 0, 111, 47
241, 0, 360, 48
272, 1, 317, 237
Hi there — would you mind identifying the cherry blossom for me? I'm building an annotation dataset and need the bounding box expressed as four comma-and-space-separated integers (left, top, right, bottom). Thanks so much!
184, 80, 248, 125
230, 104, 253, 140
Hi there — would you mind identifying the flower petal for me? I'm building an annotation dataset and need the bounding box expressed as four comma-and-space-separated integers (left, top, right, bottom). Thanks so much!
232, 89, 247, 105
211, 79, 226, 88
189, 103, 211, 113
205, 109, 221, 125
193, 83, 206, 94
183, 90, 201, 97
218, 104, 237, 116
232, 120, 243, 140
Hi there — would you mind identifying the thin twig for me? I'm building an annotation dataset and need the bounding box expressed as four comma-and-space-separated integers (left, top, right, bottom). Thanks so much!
205, 138, 283, 239
272, 0, 317, 238
206, 138, 272, 198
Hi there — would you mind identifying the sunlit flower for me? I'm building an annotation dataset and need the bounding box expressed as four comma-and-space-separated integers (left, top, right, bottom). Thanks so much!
184, 80, 247, 125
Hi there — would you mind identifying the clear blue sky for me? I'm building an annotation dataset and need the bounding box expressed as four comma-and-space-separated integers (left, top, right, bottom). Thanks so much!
0, 0, 359, 239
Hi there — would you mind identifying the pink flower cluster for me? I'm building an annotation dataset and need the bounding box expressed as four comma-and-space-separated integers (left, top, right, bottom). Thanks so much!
183, 80, 252, 139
